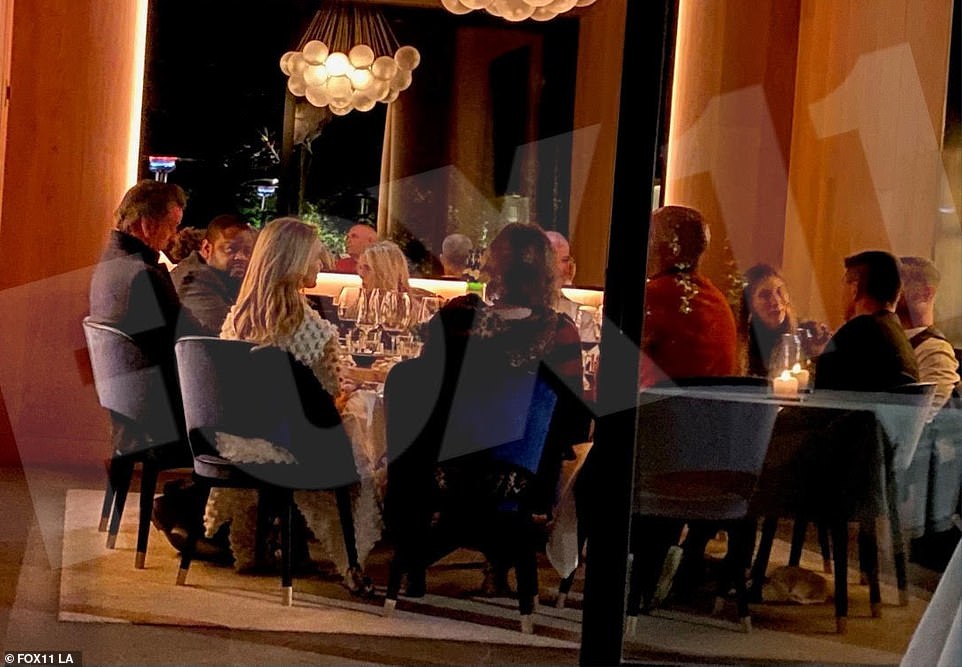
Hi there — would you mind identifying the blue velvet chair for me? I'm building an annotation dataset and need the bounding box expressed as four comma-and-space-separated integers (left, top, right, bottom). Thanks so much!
627, 377, 778, 633
82, 317, 193, 570
382, 357, 558, 633
173, 336, 363, 605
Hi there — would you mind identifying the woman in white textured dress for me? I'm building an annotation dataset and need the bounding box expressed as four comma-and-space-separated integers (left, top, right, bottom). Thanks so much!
205, 217, 379, 593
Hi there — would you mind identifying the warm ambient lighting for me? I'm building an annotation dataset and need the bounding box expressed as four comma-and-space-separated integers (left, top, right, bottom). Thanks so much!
440, 0, 597, 23
280, 0, 420, 115
305, 272, 605, 305
126, 0, 149, 186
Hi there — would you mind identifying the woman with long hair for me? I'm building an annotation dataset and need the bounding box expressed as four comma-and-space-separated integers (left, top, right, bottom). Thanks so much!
739, 263, 798, 377
357, 240, 412, 292
206, 217, 376, 593
386, 223, 588, 598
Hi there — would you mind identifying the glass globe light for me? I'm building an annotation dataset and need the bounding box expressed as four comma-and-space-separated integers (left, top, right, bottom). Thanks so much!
279, 51, 298, 76
527, 0, 556, 6
348, 44, 375, 68
305, 84, 331, 108
304, 64, 329, 87
348, 67, 374, 90
575, 0, 597, 6
287, 75, 307, 97
302, 40, 329, 65
440, 0, 473, 14
325, 52, 350, 77
330, 103, 353, 116
355, 96, 377, 112
546, 0, 578, 12
460, 0, 494, 9
369, 78, 390, 100
383, 89, 400, 104
371, 55, 398, 80
394, 46, 421, 71
531, 7, 557, 20
390, 68, 413, 91
291, 53, 309, 75
327, 74, 353, 100
493, 0, 535, 21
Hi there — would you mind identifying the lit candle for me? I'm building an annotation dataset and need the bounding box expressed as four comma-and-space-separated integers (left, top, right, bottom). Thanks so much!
773, 370, 799, 397
790, 362, 810, 391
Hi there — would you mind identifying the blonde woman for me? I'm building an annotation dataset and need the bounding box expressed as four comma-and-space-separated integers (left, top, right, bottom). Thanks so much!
205, 217, 378, 592
357, 240, 412, 292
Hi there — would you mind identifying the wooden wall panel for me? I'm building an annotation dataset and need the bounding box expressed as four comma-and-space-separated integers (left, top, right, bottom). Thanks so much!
568, 0, 626, 287
0, 0, 144, 466
664, 0, 802, 297
782, 0, 955, 328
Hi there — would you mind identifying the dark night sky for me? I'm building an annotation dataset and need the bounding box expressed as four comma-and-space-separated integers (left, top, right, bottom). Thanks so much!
142, 0, 394, 228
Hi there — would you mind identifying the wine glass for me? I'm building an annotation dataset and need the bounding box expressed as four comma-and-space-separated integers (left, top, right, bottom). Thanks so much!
337, 286, 361, 328
416, 295, 443, 325
379, 290, 412, 356
354, 288, 381, 352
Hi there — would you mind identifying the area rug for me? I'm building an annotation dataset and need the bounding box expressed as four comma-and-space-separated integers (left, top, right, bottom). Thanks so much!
60, 489, 926, 663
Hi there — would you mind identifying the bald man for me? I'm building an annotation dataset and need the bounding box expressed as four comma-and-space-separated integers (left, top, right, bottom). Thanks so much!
545, 230, 580, 323
335, 223, 378, 273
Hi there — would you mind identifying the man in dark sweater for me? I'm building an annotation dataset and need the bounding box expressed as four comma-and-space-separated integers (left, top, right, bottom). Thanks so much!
89, 181, 222, 558
89, 180, 197, 372
815, 250, 919, 391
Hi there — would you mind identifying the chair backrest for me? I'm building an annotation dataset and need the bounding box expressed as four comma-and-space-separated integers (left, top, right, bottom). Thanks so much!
633, 377, 779, 519
82, 316, 183, 447
174, 336, 358, 490
437, 361, 558, 475
877, 382, 937, 471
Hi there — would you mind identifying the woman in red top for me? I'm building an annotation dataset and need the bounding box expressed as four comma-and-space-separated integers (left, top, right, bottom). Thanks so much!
639, 206, 738, 387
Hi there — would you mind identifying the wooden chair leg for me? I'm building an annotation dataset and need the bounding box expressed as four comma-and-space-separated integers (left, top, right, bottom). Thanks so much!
830, 519, 849, 633
334, 486, 360, 570
749, 516, 777, 599
280, 490, 293, 606
788, 518, 807, 566
858, 522, 882, 617
176, 483, 210, 586
728, 520, 755, 632
818, 522, 833, 573
99, 459, 115, 532
106, 458, 135, 549
135, 462, 159, 569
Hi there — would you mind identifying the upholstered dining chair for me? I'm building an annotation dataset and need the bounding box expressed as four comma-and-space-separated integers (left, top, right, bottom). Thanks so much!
173, 336, 362, 605
82, 317, 192, 569
626, 376, 779, 634
750, 383, 936, 633
382, 357, 559, 634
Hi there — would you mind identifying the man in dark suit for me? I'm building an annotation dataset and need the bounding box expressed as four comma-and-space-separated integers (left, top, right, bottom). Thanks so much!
89, 181, 220, 557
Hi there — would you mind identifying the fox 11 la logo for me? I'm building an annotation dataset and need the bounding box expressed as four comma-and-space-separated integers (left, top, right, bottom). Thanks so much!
5, 653, 79, 665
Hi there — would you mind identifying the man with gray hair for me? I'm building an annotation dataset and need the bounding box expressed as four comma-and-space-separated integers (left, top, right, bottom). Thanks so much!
897, 256, 960, 416
440, 233, 473, 279
897, 259, 962, 572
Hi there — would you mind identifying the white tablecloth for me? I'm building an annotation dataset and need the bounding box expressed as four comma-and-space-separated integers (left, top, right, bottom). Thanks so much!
901, 540, 961, 667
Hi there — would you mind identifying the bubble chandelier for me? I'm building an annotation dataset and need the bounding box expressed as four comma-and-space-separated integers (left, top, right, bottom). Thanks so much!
440, 0, 597, 22
279, 0, 421, 116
